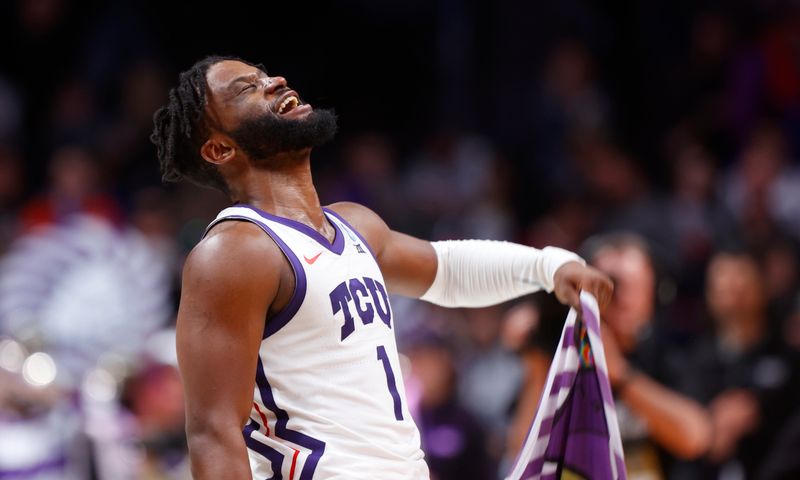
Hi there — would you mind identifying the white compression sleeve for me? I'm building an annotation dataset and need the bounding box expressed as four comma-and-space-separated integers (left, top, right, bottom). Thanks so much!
419, 240, 585, 308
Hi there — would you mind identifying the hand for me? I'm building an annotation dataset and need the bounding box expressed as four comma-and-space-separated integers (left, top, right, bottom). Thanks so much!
553, 261, 614, 311
708, 389, 760, 462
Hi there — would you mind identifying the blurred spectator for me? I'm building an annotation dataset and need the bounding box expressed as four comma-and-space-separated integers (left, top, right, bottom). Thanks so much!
722, 123, 800, 242
663, 132, 739, 288
121, 363, 189, 479
48, 77, 98, 146
531, 40, 611, 189
676, 251, 800, 479
571, 134, 647, 211
130, 187, 181, 304
0, 145, 25, 253
406, 331, 494, 480
756, 295, 800, 480
318, 133, 408, 228
403, 133, 513, 240
594, 130, 740, 335
657, 132, 740, 335
131, 188, 178, 248
97, 60, 169, 192
19, 144, 122, 231
523, 194, 594, 252
758, 235, 800, 323
457, 307, 522, 465
584, 233, 712, 479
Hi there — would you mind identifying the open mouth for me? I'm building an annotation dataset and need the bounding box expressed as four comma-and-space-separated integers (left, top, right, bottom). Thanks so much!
277, 95, 300, 115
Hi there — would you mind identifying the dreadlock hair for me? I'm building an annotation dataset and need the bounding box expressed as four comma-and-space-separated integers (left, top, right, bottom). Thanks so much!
150, 55, 264, 194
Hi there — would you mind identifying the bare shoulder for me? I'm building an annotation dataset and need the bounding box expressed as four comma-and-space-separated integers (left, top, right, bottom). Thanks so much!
325, 201, 388, 228
183, 220, 284, 288
327, 202, 436, 297
326, 201, 392, 256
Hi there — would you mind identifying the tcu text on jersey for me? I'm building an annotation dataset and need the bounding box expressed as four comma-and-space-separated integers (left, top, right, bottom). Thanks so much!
329, 276, 392, 340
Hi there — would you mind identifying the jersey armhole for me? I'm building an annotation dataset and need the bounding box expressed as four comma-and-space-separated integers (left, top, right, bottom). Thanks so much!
206, 216, 307, 339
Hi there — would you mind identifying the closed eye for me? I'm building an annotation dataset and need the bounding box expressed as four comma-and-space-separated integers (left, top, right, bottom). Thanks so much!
239, 83, 256, 95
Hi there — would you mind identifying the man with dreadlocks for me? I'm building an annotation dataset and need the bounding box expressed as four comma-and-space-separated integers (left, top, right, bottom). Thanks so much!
151, 56, 613, 479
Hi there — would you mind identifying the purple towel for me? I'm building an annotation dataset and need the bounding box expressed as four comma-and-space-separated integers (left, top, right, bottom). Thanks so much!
506, 292, 626, 480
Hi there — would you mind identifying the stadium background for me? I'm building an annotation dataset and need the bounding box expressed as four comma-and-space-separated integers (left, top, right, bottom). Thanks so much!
1, 0, 800, 479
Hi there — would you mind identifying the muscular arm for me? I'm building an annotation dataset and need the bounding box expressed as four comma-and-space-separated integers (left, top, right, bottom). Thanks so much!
603, 330, 712, 459
327, 202, 612, 309
177, 221, 284, 479
618, 372, 713, 459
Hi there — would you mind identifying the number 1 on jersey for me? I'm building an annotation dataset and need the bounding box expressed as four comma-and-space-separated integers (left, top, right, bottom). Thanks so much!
376, 345, 404, 420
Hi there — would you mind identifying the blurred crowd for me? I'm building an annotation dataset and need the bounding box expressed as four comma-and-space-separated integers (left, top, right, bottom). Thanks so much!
1, 0, 800, 479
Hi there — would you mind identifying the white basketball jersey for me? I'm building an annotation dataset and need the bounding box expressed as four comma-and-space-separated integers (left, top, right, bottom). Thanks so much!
206, 205, 429, 480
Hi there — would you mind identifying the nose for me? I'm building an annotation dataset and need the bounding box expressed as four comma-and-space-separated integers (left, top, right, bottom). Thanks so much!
264, 76, 287, 95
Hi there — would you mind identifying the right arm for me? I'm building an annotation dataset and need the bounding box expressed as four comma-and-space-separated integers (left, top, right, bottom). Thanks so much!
507, 348, 551, 459
603, 329, 712, 459
176, 221, 283, 479
616, 370, 713, 459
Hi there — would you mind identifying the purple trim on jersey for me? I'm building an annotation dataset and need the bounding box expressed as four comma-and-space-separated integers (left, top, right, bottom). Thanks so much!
237, 204, 345, 255
209, 215, 308, 340
256, 358, 326, 480
244, 419, 285, 479
322, 208, 377, 259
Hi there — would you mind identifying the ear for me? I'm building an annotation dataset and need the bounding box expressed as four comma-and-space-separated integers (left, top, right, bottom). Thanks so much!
200, 133, 236, 166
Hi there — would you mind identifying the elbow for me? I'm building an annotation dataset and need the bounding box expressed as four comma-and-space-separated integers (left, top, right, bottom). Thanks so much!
185, 426, 219, 453
184, 417, 247, 460
184, 422, 251, 480
185, 420, 239, 450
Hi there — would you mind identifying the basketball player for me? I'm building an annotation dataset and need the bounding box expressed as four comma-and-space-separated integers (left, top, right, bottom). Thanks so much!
150, 56, 613, 479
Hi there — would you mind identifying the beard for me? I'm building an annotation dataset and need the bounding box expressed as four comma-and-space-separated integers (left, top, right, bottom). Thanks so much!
228, 108, 338, 162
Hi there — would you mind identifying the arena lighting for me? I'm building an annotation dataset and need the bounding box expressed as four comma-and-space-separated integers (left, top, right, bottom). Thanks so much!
21, 352, 57, 387
96, 352, 130, 381
0, 338, 27, 372
82, 368, 117, 402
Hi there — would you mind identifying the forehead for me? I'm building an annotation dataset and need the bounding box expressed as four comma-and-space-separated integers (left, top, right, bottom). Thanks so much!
595, 246, 653, 280
205, 60, 266, 94
709, 255, 757, 277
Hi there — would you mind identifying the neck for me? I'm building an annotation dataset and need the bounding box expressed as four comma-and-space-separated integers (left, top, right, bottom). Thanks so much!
226, 149, 329, 231
719, 311, 765, 352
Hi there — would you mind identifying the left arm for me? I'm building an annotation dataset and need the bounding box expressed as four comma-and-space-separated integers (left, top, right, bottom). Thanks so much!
327, 202, 613, 310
